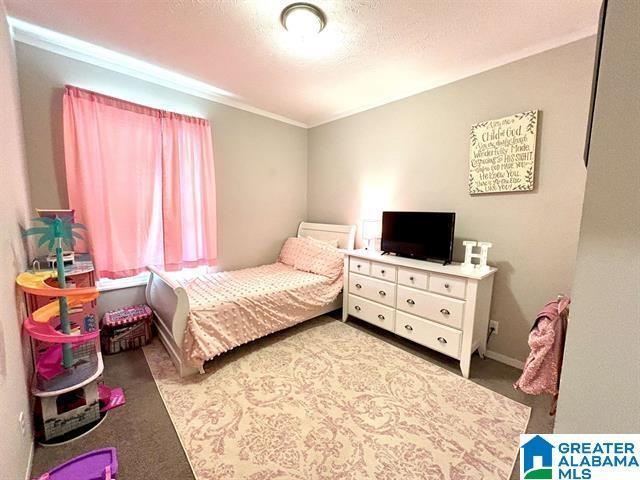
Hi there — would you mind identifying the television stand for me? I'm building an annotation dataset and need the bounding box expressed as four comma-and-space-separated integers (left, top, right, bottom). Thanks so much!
342, 249, 497, 378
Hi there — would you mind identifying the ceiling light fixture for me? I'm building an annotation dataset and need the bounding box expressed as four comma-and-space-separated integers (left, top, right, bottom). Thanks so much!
280, 3, 327, 37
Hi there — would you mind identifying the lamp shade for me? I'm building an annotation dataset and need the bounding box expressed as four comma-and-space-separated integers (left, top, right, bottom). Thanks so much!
362, 219, 381, 240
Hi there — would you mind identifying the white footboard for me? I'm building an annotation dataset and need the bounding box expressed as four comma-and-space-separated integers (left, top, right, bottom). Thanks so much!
145, 266, 199, 377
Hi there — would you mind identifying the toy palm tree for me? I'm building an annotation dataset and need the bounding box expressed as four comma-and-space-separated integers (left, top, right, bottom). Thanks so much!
24, 216, 87, 369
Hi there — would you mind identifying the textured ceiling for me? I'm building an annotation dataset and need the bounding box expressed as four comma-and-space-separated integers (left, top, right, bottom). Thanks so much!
5, 0, 601, 126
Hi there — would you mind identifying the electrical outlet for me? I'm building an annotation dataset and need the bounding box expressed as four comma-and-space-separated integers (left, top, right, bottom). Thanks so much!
489, 320, 499, 335
18, 411, 26, 436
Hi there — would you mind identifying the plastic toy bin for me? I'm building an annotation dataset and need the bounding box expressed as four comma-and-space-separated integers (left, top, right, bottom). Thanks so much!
101, 305, 153, 354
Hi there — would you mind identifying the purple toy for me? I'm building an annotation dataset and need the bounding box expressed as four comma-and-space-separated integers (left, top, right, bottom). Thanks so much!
33, 448, 118, 480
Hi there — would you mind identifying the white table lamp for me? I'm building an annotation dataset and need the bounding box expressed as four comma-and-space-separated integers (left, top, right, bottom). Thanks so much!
362, 219, 381, 250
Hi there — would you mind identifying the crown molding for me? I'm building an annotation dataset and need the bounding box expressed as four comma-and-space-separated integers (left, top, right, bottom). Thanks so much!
8, 17, 596, 130
8, 17, 308, 129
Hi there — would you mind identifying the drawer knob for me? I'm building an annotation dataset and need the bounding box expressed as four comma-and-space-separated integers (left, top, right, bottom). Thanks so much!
444, 283, 450, 289
440, 308, 450, 316
437, 336, 447, 344
355, 283, 362, 289
357, 264, 361, 269
404, 324, 413, 331
406, 299, 415, 305
409, 276, 414, 281
381, 269, 385, 274
354, 305, 361, 311
379, 290, 386, 297
378, 314, 385, 320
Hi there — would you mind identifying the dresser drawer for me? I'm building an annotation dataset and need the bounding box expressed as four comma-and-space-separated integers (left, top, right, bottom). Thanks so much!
349, 273, 396, 307
349, 258, 371, 275
396, 285, 465, 329
348, 294, 395, 332
395, 311, 462, 358
429, 273, 466, 299
397, 267, 428, 290
371, 262, 397, 282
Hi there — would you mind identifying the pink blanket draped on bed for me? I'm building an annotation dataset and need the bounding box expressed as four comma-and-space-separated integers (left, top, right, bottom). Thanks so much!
181, 262, 343, 370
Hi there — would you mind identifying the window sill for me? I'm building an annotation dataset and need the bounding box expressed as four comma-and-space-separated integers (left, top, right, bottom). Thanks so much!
97, 272, 150, 292
96, 265, 211, 292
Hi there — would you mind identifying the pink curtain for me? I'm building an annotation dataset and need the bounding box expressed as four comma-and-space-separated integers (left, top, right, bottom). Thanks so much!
63, 86, 217, 278
161, 113, 217, 271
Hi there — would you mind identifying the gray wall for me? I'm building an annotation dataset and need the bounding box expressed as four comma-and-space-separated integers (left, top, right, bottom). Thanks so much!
15, 42, 308, 273
0, 3, 34, 478
307, 38, 596, 362
14, 35, 600, 364
555, 0, 640, 433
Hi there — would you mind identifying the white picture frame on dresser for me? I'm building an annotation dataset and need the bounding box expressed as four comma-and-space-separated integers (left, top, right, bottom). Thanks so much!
342, 249, 497, 378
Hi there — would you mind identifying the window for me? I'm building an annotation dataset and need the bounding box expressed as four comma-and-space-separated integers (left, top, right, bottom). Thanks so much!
63, 86, 217, 280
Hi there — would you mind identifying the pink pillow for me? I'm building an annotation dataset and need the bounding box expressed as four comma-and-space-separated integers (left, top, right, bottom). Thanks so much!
293, 238, 316, 272
308, 247, 344, 279
294, 239, 344, 279
278, 237, 308, 266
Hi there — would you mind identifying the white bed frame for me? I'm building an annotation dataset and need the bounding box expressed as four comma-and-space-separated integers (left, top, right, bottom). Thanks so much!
146, 222, 356, 377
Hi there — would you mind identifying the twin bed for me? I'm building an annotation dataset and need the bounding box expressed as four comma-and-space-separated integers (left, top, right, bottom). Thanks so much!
145, 222, 356, 376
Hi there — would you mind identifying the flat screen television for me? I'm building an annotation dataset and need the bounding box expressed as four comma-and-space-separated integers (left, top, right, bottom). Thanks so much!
381, 211, 455, 264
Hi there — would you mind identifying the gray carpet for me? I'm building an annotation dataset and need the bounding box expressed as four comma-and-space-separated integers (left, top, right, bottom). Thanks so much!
31, 313, 552, 480
30, 348, 194, 479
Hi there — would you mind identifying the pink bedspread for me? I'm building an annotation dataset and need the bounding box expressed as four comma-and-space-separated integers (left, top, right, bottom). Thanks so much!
180, 262, 343, 370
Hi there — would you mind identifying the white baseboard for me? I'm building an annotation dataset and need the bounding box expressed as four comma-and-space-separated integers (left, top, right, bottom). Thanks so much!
485, 350, 525, 370
25, 440, 34, 480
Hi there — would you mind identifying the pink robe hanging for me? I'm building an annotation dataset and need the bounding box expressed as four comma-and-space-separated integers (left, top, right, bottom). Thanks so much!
514, 296, 570, 414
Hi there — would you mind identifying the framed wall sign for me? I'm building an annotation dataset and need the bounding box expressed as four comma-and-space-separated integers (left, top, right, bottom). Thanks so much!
469, 110, 538, 194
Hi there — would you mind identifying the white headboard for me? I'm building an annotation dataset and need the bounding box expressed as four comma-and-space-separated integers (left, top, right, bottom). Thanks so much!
297, 222, 356, 250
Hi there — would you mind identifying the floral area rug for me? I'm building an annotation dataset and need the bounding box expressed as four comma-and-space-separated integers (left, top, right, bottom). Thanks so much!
143, 316, 530, 479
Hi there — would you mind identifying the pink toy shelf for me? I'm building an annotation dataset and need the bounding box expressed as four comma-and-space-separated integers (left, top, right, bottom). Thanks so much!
19, 272, 102, 393
18, 260, 125, 444
27, 316, 100, 392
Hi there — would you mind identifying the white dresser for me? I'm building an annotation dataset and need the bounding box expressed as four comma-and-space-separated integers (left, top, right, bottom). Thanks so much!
342, 250, 497, 378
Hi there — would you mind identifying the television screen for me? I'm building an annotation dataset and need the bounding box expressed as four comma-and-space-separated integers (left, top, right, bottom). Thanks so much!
381, 211, 455, 263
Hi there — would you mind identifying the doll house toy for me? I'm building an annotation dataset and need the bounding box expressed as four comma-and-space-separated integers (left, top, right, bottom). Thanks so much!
20, 216, 125, 444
